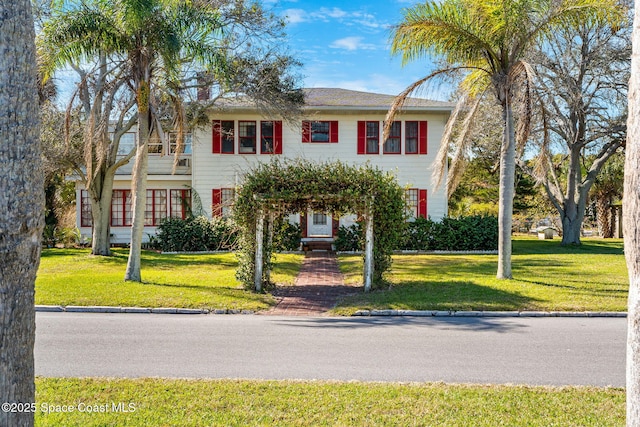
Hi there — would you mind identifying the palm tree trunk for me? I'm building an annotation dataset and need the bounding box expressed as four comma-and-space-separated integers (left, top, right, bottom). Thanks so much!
124, 111, 149, 282
0, 1, 42, 425
497, 88, 516, 279
626, 6, 640, 425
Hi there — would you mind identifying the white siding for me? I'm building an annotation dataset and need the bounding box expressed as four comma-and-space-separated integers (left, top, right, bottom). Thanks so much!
193, 111, 449, 221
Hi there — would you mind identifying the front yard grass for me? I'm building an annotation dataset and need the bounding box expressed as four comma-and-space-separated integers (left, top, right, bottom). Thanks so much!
35, 377, 624, 426
36, 249, 303, 311
335, 237, 628, 314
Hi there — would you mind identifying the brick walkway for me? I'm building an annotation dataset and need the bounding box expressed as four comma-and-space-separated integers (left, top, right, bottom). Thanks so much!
263, 252, 361, 316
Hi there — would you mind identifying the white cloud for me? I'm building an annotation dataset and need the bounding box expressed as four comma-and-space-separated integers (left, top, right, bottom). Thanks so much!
283, 8, 307, 24
330, 36, 377, 51
318, 7, 348, 19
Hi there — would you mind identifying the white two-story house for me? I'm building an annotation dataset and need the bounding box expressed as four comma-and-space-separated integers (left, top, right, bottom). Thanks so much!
76, 88, 453, 245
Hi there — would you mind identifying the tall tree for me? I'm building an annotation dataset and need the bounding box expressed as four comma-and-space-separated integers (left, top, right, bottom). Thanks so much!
0, 0, 43, 426
522, 17, 629, 245
40, 0, 302, 274
388, 0, 618, 278
626, 4, 640, 425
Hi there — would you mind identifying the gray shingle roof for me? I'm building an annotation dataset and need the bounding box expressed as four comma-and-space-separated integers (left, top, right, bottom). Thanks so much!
214, 88, 454, 111
303, 88, 453, 109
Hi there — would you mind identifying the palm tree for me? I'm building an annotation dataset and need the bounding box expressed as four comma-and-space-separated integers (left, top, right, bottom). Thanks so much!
387, 0, 618, 278
40, 0, 225, 281
0, 0, 43, 425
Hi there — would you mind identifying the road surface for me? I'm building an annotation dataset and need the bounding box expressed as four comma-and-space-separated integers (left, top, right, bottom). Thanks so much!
35, 312, 625, 386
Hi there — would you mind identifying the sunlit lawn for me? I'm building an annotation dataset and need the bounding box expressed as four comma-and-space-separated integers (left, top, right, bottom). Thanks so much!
335, 237, 628, 314
36, 248, 303, 311
35, 378, 624, 427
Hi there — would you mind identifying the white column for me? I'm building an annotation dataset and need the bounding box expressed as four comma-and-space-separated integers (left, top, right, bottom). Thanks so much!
364, 203, 374, 292
254, 210, 265, 292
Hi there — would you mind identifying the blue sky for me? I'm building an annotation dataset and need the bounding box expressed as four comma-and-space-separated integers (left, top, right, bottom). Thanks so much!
266, 0, 450, 100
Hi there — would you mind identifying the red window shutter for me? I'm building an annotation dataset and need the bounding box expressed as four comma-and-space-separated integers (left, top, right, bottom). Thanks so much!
212, 120, 221, 153
330, 121, 339, 143
357, 121, 366, 154
300, 212, 307, 237
418, 189, 428, 218
302, 121, 311, 143
419, 121, 428, 154
212, 189, 222, 217
274, 121, 283, 154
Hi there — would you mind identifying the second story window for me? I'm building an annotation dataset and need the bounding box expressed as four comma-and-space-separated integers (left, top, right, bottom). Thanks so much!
169, 132, 192, 155
239, 121, 257, 154
212, 120, 235, 154
117, 132, 136, 156
148, 136, 164, 154
366, 121, 379, 154
302, 121, 339, 143
384, 121, 401, 154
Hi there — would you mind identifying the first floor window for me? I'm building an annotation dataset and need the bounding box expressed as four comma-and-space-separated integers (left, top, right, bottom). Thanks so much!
221, 188, 235, 218
80, 190, 92, 227
366, 121, 379, 154
170, 189, 192, 219
384, 121, 401, 154
239, 121, 257, 154
111, 190, 132, 226
405, 189, 419, 219
145, 189, 167, 226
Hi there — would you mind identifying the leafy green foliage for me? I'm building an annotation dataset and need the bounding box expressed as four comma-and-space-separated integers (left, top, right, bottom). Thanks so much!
273, 219, 302, 252
404, 216, 498, 251
234, 159, 405, 290
334, 224, 363, 252
152, 216, 238, 252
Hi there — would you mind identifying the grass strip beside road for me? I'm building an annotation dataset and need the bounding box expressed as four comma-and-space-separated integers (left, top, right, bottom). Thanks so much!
335, 237, 628, 314
36, 249, 303, 312
35, 378, 624, 426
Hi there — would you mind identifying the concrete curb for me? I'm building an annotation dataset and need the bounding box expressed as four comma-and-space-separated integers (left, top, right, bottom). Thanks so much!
352, 309, 627, 318
35, 305, 254, 315
35, 305, 627, 318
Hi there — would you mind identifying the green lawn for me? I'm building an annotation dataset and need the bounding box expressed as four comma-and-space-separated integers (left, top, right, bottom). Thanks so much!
35, 378, 624, 426
335, 237, 628, 314
36, 249, 303, 311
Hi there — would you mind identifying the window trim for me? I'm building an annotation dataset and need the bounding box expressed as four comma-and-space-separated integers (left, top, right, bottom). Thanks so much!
170, 189, 192, 219
302, 120, 339, 143
365, 121, 380, 154
144, 189, 167, 227
383, 121, 402, 154
110, 189, 132, 227
80, 190, 92, 227
260, 120, 283, 154
238, 120, 257, 154
405, 121, 428, 155
212, 120, 235, 154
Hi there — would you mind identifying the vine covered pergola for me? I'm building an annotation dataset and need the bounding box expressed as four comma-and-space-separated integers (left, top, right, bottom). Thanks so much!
233, 159, 406, 292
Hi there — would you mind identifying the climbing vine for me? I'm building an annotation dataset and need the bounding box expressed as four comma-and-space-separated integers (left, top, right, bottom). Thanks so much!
233, 159, 406, 291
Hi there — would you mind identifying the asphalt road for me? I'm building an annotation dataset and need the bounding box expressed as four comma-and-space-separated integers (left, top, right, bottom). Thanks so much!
35, 313, 626, 387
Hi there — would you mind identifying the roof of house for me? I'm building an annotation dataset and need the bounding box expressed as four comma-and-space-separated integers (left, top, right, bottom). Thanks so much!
214, 88, 454, 113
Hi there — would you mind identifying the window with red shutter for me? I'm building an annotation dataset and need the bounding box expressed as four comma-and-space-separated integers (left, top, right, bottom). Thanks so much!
302, 121, 339, 143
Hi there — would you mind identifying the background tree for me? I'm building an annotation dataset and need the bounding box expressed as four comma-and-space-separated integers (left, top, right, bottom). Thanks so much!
40, 0, 303, 274
388, 0, 617, 278
592, 152, 624, 237
626, 4, 640, 424
521, 16, 629, 245
0, 0, 43, 426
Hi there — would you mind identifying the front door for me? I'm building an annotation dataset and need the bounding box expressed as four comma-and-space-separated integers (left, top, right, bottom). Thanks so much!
308, 210, 332, 237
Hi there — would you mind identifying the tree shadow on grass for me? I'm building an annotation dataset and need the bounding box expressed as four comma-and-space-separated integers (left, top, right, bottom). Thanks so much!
335, 280, 542, 313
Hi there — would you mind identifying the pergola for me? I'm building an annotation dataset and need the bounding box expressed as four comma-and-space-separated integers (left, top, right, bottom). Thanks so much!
231, 160, 405, 293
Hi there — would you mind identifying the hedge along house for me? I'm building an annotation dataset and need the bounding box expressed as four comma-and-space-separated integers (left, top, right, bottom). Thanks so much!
75, 88, 453, 246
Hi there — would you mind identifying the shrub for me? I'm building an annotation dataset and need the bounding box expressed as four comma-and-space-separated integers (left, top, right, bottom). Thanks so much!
402, 216, 498, 251
153, 216, 238, 252
274, 219, 302, 251
335, 224, 363, 251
